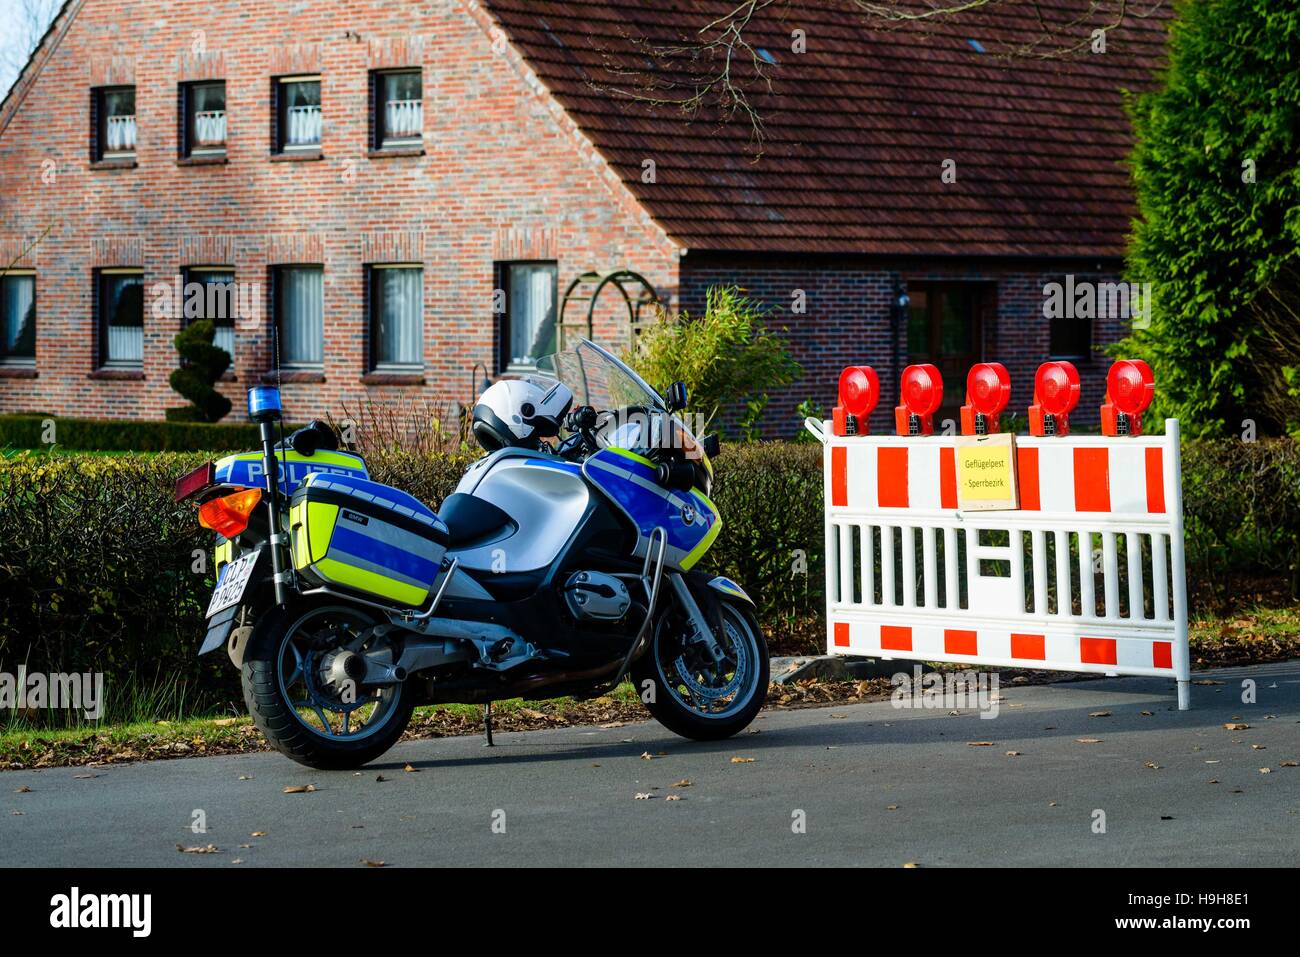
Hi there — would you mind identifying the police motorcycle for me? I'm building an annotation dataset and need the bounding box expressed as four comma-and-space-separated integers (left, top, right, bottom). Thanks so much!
177, 339, 767, 768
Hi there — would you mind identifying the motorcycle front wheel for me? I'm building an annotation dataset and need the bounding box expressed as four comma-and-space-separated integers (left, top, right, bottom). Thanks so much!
631, 598, 769, 741
241, 600, 415, 769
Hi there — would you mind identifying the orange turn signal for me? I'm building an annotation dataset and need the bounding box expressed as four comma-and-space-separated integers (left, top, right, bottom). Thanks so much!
198, 488, 263, 538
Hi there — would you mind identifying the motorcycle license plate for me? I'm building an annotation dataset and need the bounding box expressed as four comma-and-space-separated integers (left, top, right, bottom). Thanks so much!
207, 548, 261, 618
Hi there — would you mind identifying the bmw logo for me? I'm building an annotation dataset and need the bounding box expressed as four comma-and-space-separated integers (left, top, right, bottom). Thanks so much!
681, 504, 697, 525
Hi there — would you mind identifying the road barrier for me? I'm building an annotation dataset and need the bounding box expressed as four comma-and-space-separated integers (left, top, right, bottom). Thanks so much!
808, 359, 1191, 709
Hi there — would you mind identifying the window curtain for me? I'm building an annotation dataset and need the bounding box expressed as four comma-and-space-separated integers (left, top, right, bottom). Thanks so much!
2, 277, 35, 358
508, 265, 556, 366
377, 268, 422, 367
280, 268, 323, 365
105, 276, 143, 364
193, 84, 226, 147
104, 89, 136, 152
285, 82, 321, 146
383, 73, 422, 140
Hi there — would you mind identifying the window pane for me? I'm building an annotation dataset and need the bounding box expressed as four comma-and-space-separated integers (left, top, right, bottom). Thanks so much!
1, 276, 36, 360
280, 268, 323, 365
382, 72, 422, 142
191, 83, 226, 149
103, 275, 143, 364
507, 264, 556, 367
187, 271, 236, 357
103, 88, 136, 153
283, 80, 321, 147
375, 268, 423, 367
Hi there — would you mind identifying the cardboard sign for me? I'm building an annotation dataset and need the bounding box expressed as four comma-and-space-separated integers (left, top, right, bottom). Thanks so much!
954, 433, 1019, 510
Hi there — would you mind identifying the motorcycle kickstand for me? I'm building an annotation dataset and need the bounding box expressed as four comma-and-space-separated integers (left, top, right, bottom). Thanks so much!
483, 701, 494, 747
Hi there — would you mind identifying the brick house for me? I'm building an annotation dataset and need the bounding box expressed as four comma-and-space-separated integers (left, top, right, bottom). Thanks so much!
0, 0, 1168, 433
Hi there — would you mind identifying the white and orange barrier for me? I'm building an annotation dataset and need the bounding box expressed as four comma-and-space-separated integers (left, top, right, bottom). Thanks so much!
808, 359, 1191, 709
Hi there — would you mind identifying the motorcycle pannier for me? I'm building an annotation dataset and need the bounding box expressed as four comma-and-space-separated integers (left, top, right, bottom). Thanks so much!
289, 472, 449, 608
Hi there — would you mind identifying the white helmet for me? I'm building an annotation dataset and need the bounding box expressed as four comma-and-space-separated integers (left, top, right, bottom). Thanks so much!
472, 377, 574, 452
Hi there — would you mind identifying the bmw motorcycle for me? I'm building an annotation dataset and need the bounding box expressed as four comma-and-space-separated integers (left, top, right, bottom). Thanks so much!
177, 339, 768, 768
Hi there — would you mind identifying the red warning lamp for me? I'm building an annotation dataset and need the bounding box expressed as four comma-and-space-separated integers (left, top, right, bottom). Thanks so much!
1101, 359, 1155, 436
960, 362, 1011, 435
894, 363, 943, 436
832, 365, 880, 436
1029, 361, 1081, 436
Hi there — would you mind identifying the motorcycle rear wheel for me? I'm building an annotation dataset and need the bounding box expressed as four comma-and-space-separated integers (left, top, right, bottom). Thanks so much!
241, 600, 415, 769
631, 599, 769, 741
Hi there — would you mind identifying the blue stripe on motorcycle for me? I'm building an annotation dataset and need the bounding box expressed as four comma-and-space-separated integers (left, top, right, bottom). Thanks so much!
328, 525, 439, 584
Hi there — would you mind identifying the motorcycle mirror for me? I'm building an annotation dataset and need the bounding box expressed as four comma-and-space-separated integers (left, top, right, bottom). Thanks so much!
665, 380, 688, 412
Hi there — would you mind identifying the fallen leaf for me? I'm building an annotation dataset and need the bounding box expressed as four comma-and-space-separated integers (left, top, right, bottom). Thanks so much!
1208, 779, 1219, 784
1076, 738, 1102, 745
361, 859, 386, 868
640, 752, 655, 760
1160, 815, 1174, 821
1139, 711, 1153, 716
1259, 767, 1272, 774
967, 741, 995, 747
902, 862, 920, 868
403, 764, 419, 773
634, 792, 653, 800
14, 786, 31, 793
1089, 711, 1112, 718
1193, 679, 1224, 686
664, 795, 682, 802
231, 858, 244, 865
730, 757, 756, 764
72, 773, 99, 779
238, 775, 253, 781
282, 784, 316, 794
1279, 760, 1298, 768
177, 844, 219, 854
1048, 802, 1058, 807
1144, 761, 1162, 770
250, 831, 267, 838
1224, 723, 1250, 731
599, 722, 625, 729
671, 779, 693, 788
1251, 744, 1266, 750
1005, 751, 1022, 757
212, 718, 238, 727
375, 775, 387, 782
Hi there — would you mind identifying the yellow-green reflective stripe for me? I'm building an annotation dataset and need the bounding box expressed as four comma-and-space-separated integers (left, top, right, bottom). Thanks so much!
606, 447, 655, 469
306, 502, 338, 565
315, 557, 427, 606
680, 495, 722, 570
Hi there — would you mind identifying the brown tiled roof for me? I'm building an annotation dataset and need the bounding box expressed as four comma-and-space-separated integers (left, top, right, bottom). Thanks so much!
483, 0, 1171, 257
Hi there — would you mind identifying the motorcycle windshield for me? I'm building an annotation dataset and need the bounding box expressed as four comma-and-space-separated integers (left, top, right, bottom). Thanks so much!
533, 339, 666, 415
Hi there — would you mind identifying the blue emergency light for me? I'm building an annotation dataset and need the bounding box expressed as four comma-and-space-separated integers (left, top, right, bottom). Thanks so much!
247, 386, 283, 422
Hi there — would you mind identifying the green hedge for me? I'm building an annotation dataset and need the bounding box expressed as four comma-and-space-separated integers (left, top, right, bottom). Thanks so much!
0, 439, 1295, 716
0, 414, 269, 453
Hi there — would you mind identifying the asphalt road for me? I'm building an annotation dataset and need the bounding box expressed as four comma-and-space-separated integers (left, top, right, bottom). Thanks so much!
3, 662, 1298, 867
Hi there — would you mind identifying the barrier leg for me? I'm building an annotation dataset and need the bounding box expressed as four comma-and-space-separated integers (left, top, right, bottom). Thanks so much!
1177, 679, 1190, 712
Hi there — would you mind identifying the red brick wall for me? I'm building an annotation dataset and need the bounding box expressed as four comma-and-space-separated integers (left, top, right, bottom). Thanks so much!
0, 0, 680, 424
680, 257, 1130, 436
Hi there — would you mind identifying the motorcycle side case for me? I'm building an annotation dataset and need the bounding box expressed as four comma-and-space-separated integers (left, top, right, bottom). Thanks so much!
289, 472, 450, 608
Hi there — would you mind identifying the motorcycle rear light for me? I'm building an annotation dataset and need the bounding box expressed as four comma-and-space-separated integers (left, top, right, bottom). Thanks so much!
198, 488, 263, 538
174, 462, 216, 502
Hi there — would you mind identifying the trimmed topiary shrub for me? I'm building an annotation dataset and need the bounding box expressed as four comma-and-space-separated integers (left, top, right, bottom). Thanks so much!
167, 319, 233, 422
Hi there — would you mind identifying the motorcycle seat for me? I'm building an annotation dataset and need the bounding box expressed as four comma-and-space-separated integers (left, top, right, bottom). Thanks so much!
439, 492, 515, 549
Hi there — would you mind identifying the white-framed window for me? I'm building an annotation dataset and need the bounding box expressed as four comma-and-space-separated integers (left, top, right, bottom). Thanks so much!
496, 261, 557, 371
183, 81, 227, 157
97, 268, 144, 368
1, 271, 36, 365
369, 264, 423, 371
274, 266, 324, 367
276, 75, 321, 152
95, 86, 136, 160
373, 70, 422, 149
